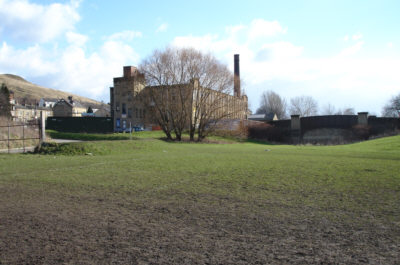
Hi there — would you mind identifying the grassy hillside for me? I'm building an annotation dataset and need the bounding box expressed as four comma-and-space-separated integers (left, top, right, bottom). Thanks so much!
0, 134, 399, 264
0, 74, 102, 106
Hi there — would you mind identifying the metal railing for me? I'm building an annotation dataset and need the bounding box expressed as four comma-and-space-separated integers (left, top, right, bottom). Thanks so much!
0, 122, 41, 153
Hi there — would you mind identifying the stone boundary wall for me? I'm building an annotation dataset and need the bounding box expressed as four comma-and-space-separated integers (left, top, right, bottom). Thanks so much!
265, 113, 399, 144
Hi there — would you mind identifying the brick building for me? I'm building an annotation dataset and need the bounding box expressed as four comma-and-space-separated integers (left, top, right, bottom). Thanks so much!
110, 55, 248, 131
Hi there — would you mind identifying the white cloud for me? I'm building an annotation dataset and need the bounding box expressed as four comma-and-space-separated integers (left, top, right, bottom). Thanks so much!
171, 21, 400, 114
173, 34, 223, 52
66, 31, 88, 47
339, 41, 364, 56
248, 19, 287, 40
107, 30, 142, 42
256, 42, 303, 61
352, 32, 363, 40
0, 41, 56, 76
387, 42, 394, 48
226, 25, 246, 36
343, 35, 349, 42
0, 0, 80, 43
156, 23, 168, 33
0, 38, 139, 101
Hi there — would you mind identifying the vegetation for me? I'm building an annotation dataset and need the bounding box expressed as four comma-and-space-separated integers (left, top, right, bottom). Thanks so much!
0, 83, 12, 118
0, 133, 399, 263
3, 133, 399, 203
382, 92, 400, 117
256, 90, 287, 119
139, 47, 240, 142
46, 129, 166, 141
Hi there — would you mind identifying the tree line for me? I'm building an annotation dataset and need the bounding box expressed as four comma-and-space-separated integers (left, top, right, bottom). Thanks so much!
256, 90, 400, 119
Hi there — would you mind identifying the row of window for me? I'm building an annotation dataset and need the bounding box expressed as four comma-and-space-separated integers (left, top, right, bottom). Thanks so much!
115, 102, 145, 118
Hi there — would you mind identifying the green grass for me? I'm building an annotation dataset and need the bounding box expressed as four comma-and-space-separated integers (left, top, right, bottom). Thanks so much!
1, 133, 399, 263
1, 134, 399, 219
46, 129, 167, 141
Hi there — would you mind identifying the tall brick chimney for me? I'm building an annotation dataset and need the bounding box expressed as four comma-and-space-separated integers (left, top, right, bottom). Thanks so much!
234, 54, 240, 97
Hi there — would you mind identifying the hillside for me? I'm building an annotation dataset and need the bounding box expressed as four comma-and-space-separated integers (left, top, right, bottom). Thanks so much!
0, 74, 103, 107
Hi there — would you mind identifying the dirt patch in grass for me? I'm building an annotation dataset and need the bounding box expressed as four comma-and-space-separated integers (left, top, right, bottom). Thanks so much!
0, 186, 398, 264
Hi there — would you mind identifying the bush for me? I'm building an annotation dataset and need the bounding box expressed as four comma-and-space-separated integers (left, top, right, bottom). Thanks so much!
247, 123, 285, 142
352, 124, 371, 140
211, 120, 248, 140
35, 142, 107, 155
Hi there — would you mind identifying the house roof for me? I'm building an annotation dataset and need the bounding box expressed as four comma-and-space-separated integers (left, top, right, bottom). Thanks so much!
54, 98, 86, 108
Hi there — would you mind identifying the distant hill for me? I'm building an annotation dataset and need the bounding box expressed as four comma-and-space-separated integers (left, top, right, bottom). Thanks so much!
0, 74, 103, 107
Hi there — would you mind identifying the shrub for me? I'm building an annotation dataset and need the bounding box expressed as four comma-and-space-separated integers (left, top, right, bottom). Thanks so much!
35, 142, 107, 155
247, 123, 285, 142
352, 124, 371, 140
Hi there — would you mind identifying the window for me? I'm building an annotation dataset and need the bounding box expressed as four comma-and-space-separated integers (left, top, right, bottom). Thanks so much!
128, 108, 132, 118
135, 108, 138, 118
116, 102, 120, 112
122, 103, 126, 114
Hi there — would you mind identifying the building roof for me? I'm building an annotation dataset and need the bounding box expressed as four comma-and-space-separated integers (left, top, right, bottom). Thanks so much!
54, 98, 86, 108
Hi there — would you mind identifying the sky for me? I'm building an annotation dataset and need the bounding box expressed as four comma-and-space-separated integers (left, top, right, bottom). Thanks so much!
0, 0, 399, 115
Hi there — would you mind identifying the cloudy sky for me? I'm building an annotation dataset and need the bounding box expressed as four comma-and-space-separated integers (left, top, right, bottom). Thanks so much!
0, 0, 399, 115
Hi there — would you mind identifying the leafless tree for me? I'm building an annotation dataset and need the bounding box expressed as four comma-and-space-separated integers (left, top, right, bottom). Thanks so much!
289, 96, 318, 117
256, 90, 287, 119
340, 107, 355, 115
382, 93, 400, 117
321, 103, 336, 115
322, 103, 355, 115
139, 47, 241, 141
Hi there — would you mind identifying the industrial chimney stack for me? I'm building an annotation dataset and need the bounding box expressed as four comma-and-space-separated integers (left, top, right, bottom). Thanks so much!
234, 54, 240, 97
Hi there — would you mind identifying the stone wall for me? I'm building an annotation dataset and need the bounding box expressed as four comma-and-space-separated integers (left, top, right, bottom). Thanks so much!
267, 113, 399, 144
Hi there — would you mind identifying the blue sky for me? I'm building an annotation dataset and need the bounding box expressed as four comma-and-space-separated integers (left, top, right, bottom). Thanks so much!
0, 0, 399, 115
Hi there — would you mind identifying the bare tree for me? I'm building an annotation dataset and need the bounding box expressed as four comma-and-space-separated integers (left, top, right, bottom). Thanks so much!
341, 107, 355, 115
322, 103, 355, 115
139, 47, 242, 141
289, 96, 318, 117
382, 93, 400, 117
321, 103, 336, 115
256, 90, 287, 119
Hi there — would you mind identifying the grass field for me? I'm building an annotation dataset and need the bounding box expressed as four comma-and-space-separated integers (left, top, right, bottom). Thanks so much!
0, 132, 399, 264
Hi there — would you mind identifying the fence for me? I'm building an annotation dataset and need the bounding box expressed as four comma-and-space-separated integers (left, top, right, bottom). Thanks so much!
46, 117, 113, 133
0, 121, 42, 153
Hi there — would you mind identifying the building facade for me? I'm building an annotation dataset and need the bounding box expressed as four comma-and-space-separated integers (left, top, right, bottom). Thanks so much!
110, 58, 248, 132
52, 97, 87, 117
